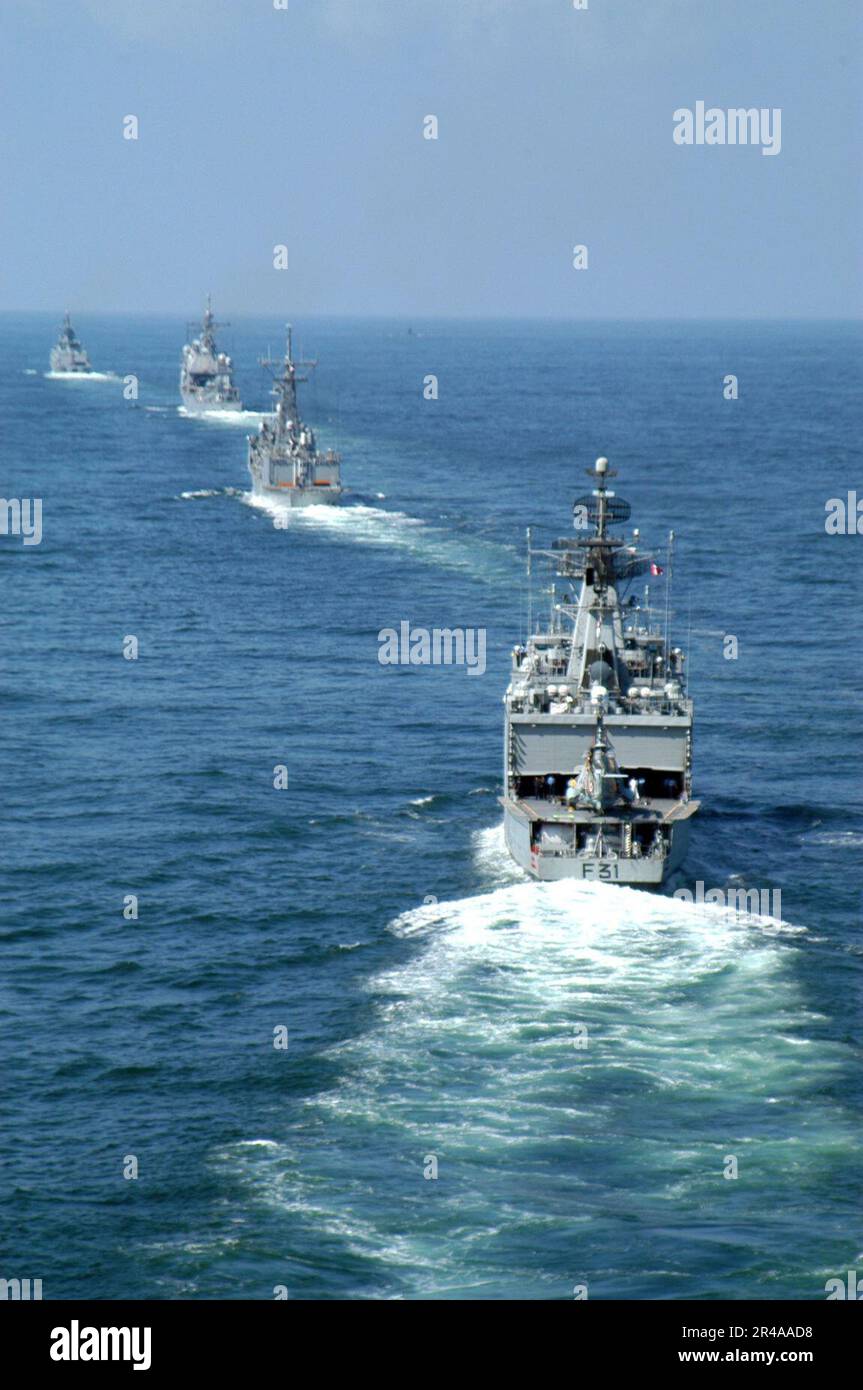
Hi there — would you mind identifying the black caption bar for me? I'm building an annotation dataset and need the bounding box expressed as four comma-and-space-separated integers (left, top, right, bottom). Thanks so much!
1, 1298, 857, 1377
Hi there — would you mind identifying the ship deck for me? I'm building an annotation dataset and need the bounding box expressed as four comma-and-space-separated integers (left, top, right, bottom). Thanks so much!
500, 796, 700, 825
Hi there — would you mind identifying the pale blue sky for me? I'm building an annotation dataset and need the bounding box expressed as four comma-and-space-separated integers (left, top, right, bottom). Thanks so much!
1, 0, 859, 317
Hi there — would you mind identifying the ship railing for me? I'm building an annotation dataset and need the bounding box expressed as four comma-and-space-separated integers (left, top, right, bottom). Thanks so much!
539, 845, 665, 861
507, 694, 688, 717
620, 697, 689, 716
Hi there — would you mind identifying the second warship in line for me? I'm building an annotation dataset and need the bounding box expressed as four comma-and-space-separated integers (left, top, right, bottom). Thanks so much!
180, 296, 242, 413
49, 313, 92, 373
501, 456, 698, 887
247, 326, 342, 506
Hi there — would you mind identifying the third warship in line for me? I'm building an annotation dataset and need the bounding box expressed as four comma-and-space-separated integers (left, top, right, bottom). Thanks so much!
50, 313, 92, 374
180, 296, 242, 413
502, 456, 698, 887
247, 326, 342, 506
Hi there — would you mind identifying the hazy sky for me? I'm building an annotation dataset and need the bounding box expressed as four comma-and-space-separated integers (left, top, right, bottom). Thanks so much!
1, 0, 860, 317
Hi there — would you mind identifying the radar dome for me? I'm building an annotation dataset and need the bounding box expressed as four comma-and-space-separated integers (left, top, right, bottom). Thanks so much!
588, 659, 615, 688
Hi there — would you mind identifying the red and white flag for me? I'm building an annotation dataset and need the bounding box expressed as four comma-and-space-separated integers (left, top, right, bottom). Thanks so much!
650, 562, 664, 576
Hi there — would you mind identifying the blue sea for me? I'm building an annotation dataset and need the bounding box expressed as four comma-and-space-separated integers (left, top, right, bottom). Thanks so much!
1, 315, 861, 1300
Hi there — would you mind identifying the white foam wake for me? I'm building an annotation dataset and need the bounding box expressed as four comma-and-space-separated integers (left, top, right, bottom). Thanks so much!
178, 407, 272, 426
240, 490, 515, 585
242, 490, 425, 546
202, 867, 856, 1298
44, 370, 116, 382
471, 821, 530, 887
802, 829, 863, 849
179, 487, 245, 501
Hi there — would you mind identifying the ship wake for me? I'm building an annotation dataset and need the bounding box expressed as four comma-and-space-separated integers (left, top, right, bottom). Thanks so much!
178, 407, 272, 426
178, 487, 245, 501
201, 867, 857, 1299
241, 491, 514, 580
44, 370, 116, 382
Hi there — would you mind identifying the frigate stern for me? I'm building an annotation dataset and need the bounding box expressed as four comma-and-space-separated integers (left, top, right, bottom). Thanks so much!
179, 296, 243, 413
501, 456, 698, 888
247, 325, 343, 507
49, 313, 93, 373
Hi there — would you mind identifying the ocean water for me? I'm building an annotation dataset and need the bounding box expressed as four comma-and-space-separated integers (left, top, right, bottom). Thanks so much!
1, 315, 861, 1300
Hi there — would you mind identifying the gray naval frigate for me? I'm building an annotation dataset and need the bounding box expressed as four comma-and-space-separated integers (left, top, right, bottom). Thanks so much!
180, 296, 242, 413
247, 326, 342, 506
502, 456, 698, 887
50, 313, 92, 373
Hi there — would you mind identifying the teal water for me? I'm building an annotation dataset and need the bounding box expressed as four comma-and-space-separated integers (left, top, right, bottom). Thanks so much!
1, 316, 861, 1299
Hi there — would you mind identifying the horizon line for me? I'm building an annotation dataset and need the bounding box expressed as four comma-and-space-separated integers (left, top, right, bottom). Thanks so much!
3, 310, 862, 324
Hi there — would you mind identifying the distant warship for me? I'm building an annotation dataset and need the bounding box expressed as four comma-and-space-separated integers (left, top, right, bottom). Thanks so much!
49, 313, 92, 373
247, 326, 342, 506
180, 296, 242, 413
502, 457, 698, 886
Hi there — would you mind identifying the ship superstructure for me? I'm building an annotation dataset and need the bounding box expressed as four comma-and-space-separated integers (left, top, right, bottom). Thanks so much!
180, 296, 242, 413
502, 457, 698, 887
247, 326, 342, 506
49, 313, 92, 373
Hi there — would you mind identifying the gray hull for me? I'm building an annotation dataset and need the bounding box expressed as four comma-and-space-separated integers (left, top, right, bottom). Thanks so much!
252, 480, 342, 508
50, 316, 91, 372
50, 350, 91, 373
503, 803, 690, 888
180, 300, 242, 412
181, 392, 243, 415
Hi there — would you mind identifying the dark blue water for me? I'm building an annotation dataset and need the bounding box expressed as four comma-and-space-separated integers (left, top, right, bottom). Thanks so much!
1, 315, 861, 1300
